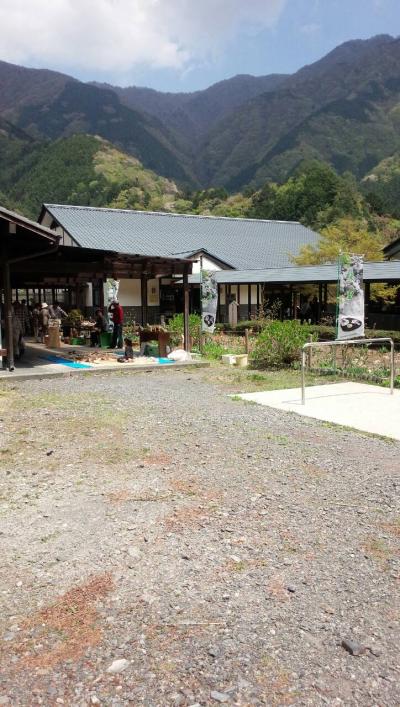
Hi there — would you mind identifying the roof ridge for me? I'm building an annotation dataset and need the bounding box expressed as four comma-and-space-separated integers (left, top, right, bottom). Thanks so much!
43, 204, 304, 227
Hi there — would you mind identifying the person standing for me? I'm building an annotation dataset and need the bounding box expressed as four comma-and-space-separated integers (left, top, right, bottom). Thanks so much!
49, 301, 67, 321
13, 301, 29, 336
311, 296, 319, 325
32, 302, 41, 342
39, 303, 50, 343
300, 299, 311, 325
90, 309, 107, 347
109, 300, 124, 349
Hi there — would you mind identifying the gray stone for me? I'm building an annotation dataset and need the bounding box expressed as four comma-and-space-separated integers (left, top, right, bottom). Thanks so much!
210, 691, 231, 703
127, 546, 142, 559
287, 585, 296, 593
208, 646, 221, 657
106, 658, 130, 673
341, 639, 367, 656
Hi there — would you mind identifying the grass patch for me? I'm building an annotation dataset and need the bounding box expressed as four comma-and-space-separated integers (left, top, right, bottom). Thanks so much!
206, 364, 338, 393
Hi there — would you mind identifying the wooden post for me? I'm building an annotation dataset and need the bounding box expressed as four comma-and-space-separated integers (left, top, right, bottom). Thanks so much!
245, 328, 250, 354
318, 283, 323, 323
2, 257, 14, 371
183, 267, 190, 351
225, 285, 230, 323
365, 282, 370, 327
307, 334, 313, 369
247, 283, 251, 320
99, 278, 105, 309
141, 275, 148, 326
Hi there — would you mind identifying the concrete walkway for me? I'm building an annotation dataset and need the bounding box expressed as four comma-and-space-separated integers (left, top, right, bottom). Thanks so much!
237, 381, 400, 440
0, 343, 208, 382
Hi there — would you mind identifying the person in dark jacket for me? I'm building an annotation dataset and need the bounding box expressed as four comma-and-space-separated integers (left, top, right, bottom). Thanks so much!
90, 309, 107, 347
109, 300, 124, 348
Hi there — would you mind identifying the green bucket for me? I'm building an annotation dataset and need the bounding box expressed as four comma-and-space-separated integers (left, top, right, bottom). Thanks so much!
144, 343, 159, 357
100, 332, 113, 348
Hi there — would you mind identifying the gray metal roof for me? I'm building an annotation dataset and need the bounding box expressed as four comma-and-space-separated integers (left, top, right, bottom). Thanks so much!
1, 205, 58, 241
42, 205, 320, 269
383, 237, 400, 259
189, 261, 400, 285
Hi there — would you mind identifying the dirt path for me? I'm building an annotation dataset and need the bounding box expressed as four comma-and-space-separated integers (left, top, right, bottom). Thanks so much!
0, 368, 399, 705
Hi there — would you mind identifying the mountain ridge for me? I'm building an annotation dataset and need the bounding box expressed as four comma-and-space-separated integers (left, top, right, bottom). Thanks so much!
1, 34, 400, 192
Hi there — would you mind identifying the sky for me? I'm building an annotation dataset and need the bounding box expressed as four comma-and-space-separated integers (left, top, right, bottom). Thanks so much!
0, 0, 399, 91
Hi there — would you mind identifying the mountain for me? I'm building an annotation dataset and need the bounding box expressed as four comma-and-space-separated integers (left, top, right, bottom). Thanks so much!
199, 35, 400, 188
1, 35, 400, 195
95, 73, 288, 148
0, 60, 193, 185
0, 132, 181, 218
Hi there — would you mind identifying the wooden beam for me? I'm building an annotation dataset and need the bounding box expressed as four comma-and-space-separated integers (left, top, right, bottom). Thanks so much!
183, 267, 190, 351
141, 275, 148, 326
2, 256, 14, 371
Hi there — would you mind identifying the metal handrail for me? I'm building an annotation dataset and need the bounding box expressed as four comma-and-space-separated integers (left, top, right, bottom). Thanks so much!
301, 337, 395, 405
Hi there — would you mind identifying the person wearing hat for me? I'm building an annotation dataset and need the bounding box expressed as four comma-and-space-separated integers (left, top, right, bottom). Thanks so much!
39, 303, 50, 343
32, 302, 41, 342
108, 300, 124, 349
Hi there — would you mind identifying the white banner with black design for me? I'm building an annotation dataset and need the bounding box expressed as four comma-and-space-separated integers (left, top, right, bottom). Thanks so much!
201, 270, 218, 334
337, 254, 365, 340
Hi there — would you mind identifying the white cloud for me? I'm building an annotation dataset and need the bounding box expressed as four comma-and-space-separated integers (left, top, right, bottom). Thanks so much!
0, 0, 286, 78
300, 22, 321, 35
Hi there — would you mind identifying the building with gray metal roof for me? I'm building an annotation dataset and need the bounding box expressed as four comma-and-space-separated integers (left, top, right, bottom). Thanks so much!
38, 204, 400, 330
40, 204, 320, 270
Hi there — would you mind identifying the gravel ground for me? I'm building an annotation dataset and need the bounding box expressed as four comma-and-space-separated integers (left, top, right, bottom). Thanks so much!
0, 367, 399, 706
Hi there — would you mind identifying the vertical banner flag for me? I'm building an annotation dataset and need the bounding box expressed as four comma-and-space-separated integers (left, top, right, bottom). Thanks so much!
336, 253, 365, 340
201, 269, 218, 334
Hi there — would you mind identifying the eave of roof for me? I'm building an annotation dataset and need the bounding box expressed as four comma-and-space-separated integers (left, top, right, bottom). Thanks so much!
1, 205, 58, 242
189, 261, 400, 285
383, 237, 400, 258
40, 204, 320, 270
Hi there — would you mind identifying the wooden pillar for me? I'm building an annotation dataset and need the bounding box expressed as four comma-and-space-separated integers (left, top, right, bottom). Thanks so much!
2, 257, 14, 371
225, 285, 230, 323
365, 282, 370, 326
318, 283, 323, 322
217, 284, 221, 322
183, 267, 190, 351
98, 278, 105, 309
293, 291, 298, 319
141, 275, 148, 326
247, 284, 251, 320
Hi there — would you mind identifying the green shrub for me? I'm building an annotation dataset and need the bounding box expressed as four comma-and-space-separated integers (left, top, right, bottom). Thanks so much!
166, 313, 201, 348
252, 320, 315, 368
202, 333, 244, 359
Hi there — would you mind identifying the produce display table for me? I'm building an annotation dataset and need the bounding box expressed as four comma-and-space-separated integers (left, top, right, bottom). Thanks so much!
139, 330, 170, 357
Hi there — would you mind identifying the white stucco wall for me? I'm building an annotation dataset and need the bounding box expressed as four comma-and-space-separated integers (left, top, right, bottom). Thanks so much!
220, 284, 258, 305
114, 278, 160, 306
191, 255, 222, 274
118, 279, 141, 306
85, 283, 93, 306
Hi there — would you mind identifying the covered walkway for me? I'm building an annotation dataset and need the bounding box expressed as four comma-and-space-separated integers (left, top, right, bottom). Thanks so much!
1, 206, 194, 373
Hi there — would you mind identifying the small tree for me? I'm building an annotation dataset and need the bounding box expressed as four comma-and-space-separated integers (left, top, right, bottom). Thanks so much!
252, 320, 314, 368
